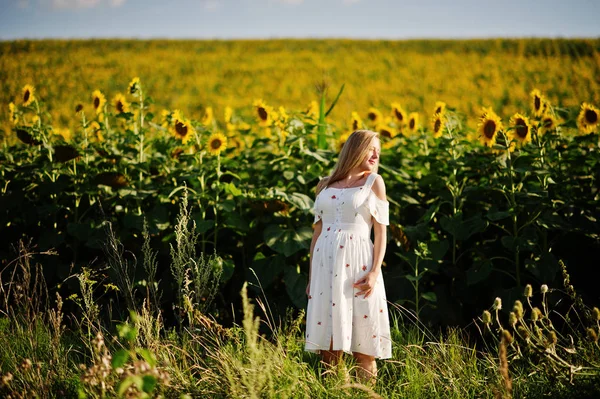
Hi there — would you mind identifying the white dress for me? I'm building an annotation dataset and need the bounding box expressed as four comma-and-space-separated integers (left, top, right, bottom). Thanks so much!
305, 173, 392, 359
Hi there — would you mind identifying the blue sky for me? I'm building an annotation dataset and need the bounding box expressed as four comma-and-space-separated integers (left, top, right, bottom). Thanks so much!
1, 0, 599, 40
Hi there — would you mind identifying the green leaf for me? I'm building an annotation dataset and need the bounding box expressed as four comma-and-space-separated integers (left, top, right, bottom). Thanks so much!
219, 199, 236, 212
421, 292, 437, 302
224, 182, 242, 197
111, 349, 129, 369
220, 258, 235, 283
466, 260, 493, 286
249, 253, 285, 289
224, 212, 249, 232
192, 215, 214, 234
136, 348, 157, 368
287, 192, 313, 211
141, 375, 158, 393
486, 210, 511, 221
123, 213, 144, 231
324, 83, 345, 117
284, 264, 308, 309
429, 240, 449, 261
263, 225, 313, 257
118, 376, 142, 396
150, 205, 170, 230
283, 171, 295, 180
404, 274, 423, 282
440, 213, 486, 241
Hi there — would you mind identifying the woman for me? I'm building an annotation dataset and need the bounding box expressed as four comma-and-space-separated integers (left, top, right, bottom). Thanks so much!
305, 129, 392, 382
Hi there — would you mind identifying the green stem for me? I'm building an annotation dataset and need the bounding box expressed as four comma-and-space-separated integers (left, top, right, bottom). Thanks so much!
415, 257, 420, 320
505, 135, 520, 287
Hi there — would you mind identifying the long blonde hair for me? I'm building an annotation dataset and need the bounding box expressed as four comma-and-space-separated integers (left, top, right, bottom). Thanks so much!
316, 130, 380, 195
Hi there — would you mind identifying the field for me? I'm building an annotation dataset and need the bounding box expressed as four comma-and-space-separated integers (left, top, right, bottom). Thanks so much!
1, 38, 600, 397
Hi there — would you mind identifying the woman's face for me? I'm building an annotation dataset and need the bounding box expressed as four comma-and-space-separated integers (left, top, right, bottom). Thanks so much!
360, 137, 380, 171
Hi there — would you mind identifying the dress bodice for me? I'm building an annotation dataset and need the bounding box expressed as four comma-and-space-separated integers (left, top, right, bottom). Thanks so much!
313, 173, 389, 232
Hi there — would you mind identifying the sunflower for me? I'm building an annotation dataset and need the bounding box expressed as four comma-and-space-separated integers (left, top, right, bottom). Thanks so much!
88, 121, 104, 142
160, 109, 171, 128
390, 103, 406, 125
377, 124, 395, 140
477, 107, 503, 147
227, 134, 245, 153
22, 84, 35, 107
9, 102, 18, 125
539, 113, 557, 136
305, 100, 319, 120
253, 99, 274, 127
408, 112, 420, 133
202, 106, 214, 126
350, 111, 362, 131
337, 132, 350, 152
431, 112, 446, 138
433, 101, 447, 116
55, 128, 72, 142
530, 89, 546, 118
509, 113, 532, 145
92, 90, 106, 115
113, 93, 130, 114
171, 110, 194, 144
224, 106, 233, 124
577, 102, 599, 134
277, 106, 289, 130
207, 132, 227, 156
367, 107, 383, 125
128, 77, 140, 94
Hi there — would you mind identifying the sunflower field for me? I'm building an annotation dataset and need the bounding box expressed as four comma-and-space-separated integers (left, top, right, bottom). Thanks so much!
1, 38, 600, 397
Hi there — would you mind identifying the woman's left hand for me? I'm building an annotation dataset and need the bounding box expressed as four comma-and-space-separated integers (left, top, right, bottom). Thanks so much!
353, 271, 378, 299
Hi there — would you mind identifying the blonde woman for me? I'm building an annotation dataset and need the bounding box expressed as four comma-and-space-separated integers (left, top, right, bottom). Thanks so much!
305, 130, 392, 381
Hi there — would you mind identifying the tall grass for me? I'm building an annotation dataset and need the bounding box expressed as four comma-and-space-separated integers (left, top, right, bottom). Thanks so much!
1, 214, 600, 398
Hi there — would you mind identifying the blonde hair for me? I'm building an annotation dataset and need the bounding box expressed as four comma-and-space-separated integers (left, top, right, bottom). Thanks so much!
316, 130, 380, 195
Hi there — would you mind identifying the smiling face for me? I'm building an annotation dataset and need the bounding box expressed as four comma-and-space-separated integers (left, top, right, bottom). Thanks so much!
361, 137, 381, 172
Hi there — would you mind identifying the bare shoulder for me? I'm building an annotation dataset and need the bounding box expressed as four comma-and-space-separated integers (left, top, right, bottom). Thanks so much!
371, 174, 387, 201
316, 176, 330, 195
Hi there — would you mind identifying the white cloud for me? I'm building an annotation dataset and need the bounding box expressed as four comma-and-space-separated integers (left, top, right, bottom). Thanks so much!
275, 0, 304, 4
203, 0, 220, 10
16, 0, 31, 9
46, 0, 126, 9
51, 0, 100, 8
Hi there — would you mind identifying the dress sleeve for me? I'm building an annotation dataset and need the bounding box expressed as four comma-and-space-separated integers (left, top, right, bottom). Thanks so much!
367, 192, 389, 225
313, 197, 322, 224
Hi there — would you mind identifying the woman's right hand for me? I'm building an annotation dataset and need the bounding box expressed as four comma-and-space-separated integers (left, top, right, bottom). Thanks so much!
306, 282, 311, 296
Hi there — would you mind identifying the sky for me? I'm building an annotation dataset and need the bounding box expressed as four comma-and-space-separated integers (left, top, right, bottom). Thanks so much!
1, 0, 600, 40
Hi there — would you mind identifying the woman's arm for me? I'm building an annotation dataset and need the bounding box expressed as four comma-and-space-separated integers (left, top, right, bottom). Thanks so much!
307, 219, 323, 295
354, 175, 387, 298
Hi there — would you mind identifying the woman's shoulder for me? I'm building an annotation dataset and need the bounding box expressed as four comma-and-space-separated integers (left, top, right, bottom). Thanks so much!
315, 176, 331, 195
369, 173, 387, 201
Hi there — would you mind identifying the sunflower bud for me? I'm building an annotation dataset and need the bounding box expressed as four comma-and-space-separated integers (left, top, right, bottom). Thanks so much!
587, 328, 598, 343
540, 284, 548, 294
75, 104, 83, 113
524, 284, 533, 298
494, 297, 502, 311
482, 310, 492, 324
513, 300, 524, 319
592, 307, 600, 321
128, 77, 140, 94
